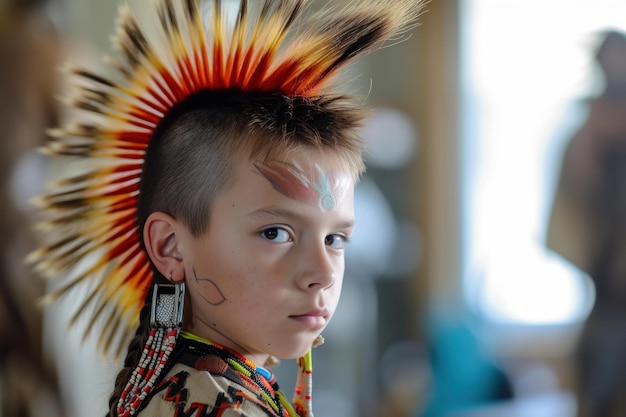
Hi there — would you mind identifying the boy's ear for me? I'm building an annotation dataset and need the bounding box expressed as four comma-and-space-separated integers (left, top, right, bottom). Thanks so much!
143, 212, 186, 283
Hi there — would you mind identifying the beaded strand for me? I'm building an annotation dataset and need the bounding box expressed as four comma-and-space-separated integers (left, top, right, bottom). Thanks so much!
117, 327, 179, 417
292, 349, 314, 417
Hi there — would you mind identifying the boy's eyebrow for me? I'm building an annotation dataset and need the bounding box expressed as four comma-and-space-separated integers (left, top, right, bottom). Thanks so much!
247, 206, 356, 229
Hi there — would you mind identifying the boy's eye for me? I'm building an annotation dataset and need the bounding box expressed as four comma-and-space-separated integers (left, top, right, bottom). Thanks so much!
325, 234, 347, 249
260, 227, 291, 243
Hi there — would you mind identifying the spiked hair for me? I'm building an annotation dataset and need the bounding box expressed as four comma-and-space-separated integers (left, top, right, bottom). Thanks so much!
30, 0, 424, 357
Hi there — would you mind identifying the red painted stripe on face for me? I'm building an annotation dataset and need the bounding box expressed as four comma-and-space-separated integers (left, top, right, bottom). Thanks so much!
255, 162, 318, 206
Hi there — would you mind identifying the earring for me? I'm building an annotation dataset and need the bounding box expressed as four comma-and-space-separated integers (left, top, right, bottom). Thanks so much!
117, 282, 185, 417
150, 282, 185, 328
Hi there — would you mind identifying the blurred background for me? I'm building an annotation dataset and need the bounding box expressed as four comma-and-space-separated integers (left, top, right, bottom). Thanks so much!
4, 0, 626, 416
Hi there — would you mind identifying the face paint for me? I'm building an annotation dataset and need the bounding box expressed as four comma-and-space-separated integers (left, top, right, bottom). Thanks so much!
254, 161, 348, 211
192, 268, 227, 306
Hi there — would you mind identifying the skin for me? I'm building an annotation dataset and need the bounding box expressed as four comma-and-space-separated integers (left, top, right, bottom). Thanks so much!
145, 149, 355, 367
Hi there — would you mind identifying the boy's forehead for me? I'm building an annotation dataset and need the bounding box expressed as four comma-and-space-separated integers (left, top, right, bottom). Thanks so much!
252, 156, 353, 211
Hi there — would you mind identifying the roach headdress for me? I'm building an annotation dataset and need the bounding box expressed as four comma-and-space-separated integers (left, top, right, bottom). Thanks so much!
30, 0, 424, 415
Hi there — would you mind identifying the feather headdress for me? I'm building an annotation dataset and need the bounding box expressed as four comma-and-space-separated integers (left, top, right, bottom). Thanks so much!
30, 0, 425, 356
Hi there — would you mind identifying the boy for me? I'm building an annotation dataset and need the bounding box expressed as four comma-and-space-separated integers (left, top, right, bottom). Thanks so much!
30, 0, 424, 415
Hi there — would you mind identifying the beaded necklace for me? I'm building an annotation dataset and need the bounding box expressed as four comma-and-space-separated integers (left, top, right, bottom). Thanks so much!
178, 331, 299, 417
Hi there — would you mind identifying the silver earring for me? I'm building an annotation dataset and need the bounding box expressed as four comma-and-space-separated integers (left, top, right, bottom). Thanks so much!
119, 282, 184, 416
150, 282, 185, 329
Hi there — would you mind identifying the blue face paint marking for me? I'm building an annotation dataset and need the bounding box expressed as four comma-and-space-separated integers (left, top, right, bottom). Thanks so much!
312, 165, 335, 211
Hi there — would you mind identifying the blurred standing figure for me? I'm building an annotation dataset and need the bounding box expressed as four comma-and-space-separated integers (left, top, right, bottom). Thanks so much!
0, 0, 66, 416
548, 30, 626, 417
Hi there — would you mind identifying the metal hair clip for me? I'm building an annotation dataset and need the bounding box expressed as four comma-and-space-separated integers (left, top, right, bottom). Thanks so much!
150, 283, 185, 329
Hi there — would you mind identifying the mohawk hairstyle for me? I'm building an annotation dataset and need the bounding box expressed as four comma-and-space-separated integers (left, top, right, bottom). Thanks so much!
29, 0, 426, 356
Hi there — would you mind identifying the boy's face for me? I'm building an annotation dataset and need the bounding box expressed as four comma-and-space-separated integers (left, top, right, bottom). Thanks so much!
178, 149, 355, 365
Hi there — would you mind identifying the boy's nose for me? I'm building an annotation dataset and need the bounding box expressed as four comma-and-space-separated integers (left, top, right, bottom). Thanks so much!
295, 241, 337, 290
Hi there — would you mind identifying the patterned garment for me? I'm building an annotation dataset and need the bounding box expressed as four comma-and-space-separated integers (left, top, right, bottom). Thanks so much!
137, 332, 291, 417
